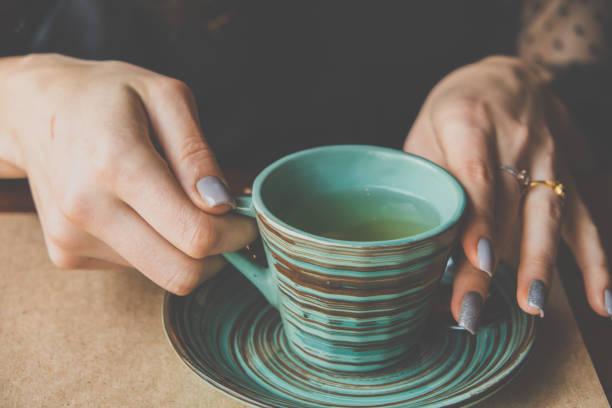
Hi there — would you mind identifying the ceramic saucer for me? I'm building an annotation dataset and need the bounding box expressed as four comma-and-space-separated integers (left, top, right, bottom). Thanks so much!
163, 264, 535, 408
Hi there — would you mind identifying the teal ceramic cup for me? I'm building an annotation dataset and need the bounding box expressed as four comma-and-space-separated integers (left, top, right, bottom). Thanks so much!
223, 145, 465, 372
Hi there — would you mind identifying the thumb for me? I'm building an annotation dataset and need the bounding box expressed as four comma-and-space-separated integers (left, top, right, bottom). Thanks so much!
140, 78, 235, 214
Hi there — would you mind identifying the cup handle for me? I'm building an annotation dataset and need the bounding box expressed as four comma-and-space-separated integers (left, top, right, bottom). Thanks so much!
222, 196, 279, 309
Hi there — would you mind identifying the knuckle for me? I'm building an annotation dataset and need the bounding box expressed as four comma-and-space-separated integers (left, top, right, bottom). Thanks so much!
481, 56, 532, 83
46, 217, 82, 252
89, 138, 131, 182
185, 214, 217, 259
101, 59, 129, 71
158, 77, 194, 100
93, 81, 137, 106
91, 142, 151, 188
58, 189, 94, 226
435, 98, 492, 142
506, 59, 530, 80
448, 97, 490, 126
47, 245, 85, 269
179, 137, 214, 167
482, 55, 519, 67
163, 260, 203, 295
546, 199, 564, 222
91, 151, 119, 182
457, 159, 494, 186
512, 123, 531, 147
533, 197, 564, 222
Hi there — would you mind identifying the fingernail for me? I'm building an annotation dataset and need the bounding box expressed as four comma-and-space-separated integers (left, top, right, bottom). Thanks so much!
605, 289, 612, 317
477, 237, 494, 277
196, 176, 234, 207
527, 280, 547, 318
459, 291, 483, 335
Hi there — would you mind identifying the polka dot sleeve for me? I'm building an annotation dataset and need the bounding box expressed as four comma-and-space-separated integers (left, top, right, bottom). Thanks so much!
518, 0, 611, 75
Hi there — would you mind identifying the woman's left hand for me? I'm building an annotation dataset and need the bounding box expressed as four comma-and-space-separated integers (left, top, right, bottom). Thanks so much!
404, 56, 610, 332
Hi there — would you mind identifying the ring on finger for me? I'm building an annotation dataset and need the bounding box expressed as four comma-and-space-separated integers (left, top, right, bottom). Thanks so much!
499, 165, 566, 202
499, 165, 530, 193
527, 179, 566, 202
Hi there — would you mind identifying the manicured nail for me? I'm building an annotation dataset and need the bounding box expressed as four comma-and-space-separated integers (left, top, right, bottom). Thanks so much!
459, 291, 483, 335
605, 289, 612, 317
527, 280, 547, 318
477, 237, 494, 277
196, 176, 234, 207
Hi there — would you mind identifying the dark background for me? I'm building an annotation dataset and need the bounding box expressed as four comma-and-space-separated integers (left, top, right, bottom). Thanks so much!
1, 0, 520, 168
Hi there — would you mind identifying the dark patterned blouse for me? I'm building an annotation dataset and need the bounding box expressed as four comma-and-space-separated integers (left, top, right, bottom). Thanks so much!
1, 0, 610, 170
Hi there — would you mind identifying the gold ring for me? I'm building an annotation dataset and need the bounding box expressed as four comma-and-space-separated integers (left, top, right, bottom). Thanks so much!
499, 165, 566, 201
528, 180, 566, 200
499, 165, 530, 193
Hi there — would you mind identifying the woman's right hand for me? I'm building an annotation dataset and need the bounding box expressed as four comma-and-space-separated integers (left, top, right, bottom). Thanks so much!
0, 54, 257, 294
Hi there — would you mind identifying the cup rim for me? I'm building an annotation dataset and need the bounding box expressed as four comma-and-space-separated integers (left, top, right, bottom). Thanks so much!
251, 145, 466, 247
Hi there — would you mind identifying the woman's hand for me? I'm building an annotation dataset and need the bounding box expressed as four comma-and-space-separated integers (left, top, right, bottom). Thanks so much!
0, 54, 257, 294
404, 56, 611, 331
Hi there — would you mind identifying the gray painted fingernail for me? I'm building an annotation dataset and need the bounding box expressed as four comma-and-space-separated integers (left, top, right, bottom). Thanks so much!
605, 289, 612, 317
527, 280, 547, 318
196, 176, 234, 207
459, 291, 483, 335
477, 237, 494, 277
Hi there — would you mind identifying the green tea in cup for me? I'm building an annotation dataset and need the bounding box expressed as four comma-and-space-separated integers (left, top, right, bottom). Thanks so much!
279, 187, 440, 241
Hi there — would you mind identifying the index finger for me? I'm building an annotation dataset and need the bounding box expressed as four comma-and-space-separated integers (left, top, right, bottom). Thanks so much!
111, 149, 257, 260
139, 78, 235, 215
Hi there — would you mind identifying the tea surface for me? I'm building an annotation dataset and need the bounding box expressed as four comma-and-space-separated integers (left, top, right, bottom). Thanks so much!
280, 187, 439, 241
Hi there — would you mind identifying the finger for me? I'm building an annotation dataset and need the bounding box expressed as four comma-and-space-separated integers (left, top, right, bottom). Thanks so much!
562, 177, 611, 317
449, 171, 520, 334
109, 144, 256, 259
92, 197, 227, 295
29, 175, 131, 267
433, 100, 497, 277
451, 259, 490, 335
517, 178, 564, 317
140, 78, 234, 213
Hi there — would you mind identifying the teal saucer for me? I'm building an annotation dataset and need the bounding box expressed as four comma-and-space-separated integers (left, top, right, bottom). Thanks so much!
163, 264, 535, 408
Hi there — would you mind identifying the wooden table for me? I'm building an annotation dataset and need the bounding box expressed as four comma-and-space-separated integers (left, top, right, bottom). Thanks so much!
0, 171, 612, 407
559, 170, 612, 402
